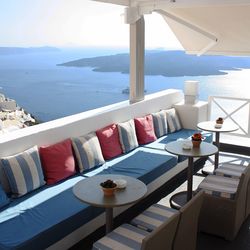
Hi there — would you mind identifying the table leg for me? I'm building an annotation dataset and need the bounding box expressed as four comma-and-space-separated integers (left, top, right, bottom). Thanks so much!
187, 156, 194, 201
105, 208, 113, 234
214, 132, 220, 169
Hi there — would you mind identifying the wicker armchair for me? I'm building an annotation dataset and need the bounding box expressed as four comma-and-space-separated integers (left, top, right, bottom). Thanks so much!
130, 191, 204, 250
198, 164, 250, 240
92, 212, 180, 250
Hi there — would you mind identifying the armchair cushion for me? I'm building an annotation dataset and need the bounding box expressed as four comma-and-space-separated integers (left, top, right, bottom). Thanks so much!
198, 175, 239, 200
214, 163, 246, 179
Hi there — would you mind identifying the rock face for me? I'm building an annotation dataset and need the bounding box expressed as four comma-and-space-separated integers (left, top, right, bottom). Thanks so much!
58, 50, 250, 77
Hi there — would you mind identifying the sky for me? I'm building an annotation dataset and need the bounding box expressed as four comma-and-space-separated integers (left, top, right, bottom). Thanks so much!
0, 0, 182, 49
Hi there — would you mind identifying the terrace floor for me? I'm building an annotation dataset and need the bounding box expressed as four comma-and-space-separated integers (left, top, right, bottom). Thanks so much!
72, 151, 250, 250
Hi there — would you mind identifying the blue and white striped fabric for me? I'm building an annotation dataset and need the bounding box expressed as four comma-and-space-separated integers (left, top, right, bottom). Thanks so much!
93, 223, 149, 250
165, 108, 182, 133
1, 146, 45, 197
130, 203, 178, 232
118, 119, 139, 153
198, 175, 239, 200
71, 133, 105, 172
214, 163, 247, 179
152, 110, 168, 138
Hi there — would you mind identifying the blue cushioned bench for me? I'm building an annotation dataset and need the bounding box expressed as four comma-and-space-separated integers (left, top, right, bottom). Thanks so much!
83, 147, 178, 185
0, 175, 104, 250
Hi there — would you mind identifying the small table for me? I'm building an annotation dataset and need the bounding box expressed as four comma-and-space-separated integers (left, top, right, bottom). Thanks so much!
197, 121, 238, 173
73, 174, 147, 234
165, 141, 218, 209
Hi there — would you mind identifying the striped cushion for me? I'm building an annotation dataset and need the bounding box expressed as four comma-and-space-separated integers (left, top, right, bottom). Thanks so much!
1, 146, 45, 197
152, 111, 168, 138
130, 203, 178, 232
198, 175, 239, 200
93, 223, 149, 250
118, 119, 139, 153
165, 108, 182, 133
72, 133, 105, 172
214, 163, 246, 179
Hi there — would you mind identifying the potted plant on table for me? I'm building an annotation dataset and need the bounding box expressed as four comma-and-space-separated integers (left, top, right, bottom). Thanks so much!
100, 179, 117, 196
191, 133, 203, 148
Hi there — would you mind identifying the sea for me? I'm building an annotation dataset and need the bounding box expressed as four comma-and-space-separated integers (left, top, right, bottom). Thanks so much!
0, 47, 249, 122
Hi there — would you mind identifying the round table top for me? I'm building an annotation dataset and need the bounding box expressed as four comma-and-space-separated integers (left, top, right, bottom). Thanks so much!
165, 141, 218, 157
197, 121, 239, 133
73, 175, 147, 208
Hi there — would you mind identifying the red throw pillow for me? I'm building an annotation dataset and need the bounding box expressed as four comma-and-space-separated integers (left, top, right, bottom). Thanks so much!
96, 124, 123, 160
39, 139, 76, 185
134, 115, 157, 145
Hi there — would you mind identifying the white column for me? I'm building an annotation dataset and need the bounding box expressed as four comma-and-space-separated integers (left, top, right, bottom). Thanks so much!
129, 16, 145, 104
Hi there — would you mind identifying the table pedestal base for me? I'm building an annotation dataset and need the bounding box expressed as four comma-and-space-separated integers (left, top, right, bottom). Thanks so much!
170, 191, 195, 210
105, 208, 113, 234
202, 165, 215, 176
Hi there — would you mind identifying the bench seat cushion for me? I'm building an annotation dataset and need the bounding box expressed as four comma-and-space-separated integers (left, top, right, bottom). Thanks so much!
0, 175, 103, 250
83, 147, 178, 185
198, 175, 239, 200
143, 129, 213, 162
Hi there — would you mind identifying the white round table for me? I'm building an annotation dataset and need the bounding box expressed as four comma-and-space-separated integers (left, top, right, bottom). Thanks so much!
197, 121, 238, 172
165, 141, 218, 209
73, 174, 147, 234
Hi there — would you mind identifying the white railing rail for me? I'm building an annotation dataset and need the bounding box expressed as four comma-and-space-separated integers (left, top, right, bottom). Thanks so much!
208, 96, 250, 138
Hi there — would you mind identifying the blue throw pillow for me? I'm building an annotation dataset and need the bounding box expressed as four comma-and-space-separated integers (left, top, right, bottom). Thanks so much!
1, 146, 45, 197
0, 183, 9, 209
72, 133, 105, 172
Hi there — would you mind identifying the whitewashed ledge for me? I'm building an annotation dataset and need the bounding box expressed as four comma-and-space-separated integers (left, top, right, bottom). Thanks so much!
0, 89, 185, 157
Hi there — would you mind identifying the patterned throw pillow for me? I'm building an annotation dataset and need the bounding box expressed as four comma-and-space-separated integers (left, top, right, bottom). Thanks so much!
72, 133, 105, 172
1, 146, 45, 197
134, 115, 157, 145
152, 110, 168, 138
165, 108, 182, 133
118, 119, 139, 153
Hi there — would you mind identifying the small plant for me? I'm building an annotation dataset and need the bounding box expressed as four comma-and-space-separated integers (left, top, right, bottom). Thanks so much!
100, 179, 117, 189
216, 117, 224, 124
192, 133, 203, 141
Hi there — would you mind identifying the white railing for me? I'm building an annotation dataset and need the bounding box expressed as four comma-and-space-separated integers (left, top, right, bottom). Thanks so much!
208, 96, 250, 138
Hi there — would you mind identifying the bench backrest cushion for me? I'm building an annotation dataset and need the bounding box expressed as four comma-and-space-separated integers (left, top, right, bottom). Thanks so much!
118, 119, 139, 153
134, 115, 157, 145
0, 184, 9, 209
72, 133, 105, 172
96, 124, 123, 160
1, 146, 45, 197
39, 139, 76, 185
152, 110, 168, 138
166, 108, 182, 133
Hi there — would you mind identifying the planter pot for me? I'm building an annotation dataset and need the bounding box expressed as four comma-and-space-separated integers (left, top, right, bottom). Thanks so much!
101, 186, 117, 196
192, 140, 202, 148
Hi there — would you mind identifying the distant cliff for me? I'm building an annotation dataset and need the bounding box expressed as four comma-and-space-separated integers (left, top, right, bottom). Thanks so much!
0, 46, 60, 55
58, 50, 250, 77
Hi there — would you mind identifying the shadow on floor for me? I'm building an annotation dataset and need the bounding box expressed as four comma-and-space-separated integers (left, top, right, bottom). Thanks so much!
197, 215, 250, 250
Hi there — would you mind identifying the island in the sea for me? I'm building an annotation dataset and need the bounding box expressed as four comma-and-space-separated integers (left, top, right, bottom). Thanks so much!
0, 46, 60, 55
58, 50, 250, 77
